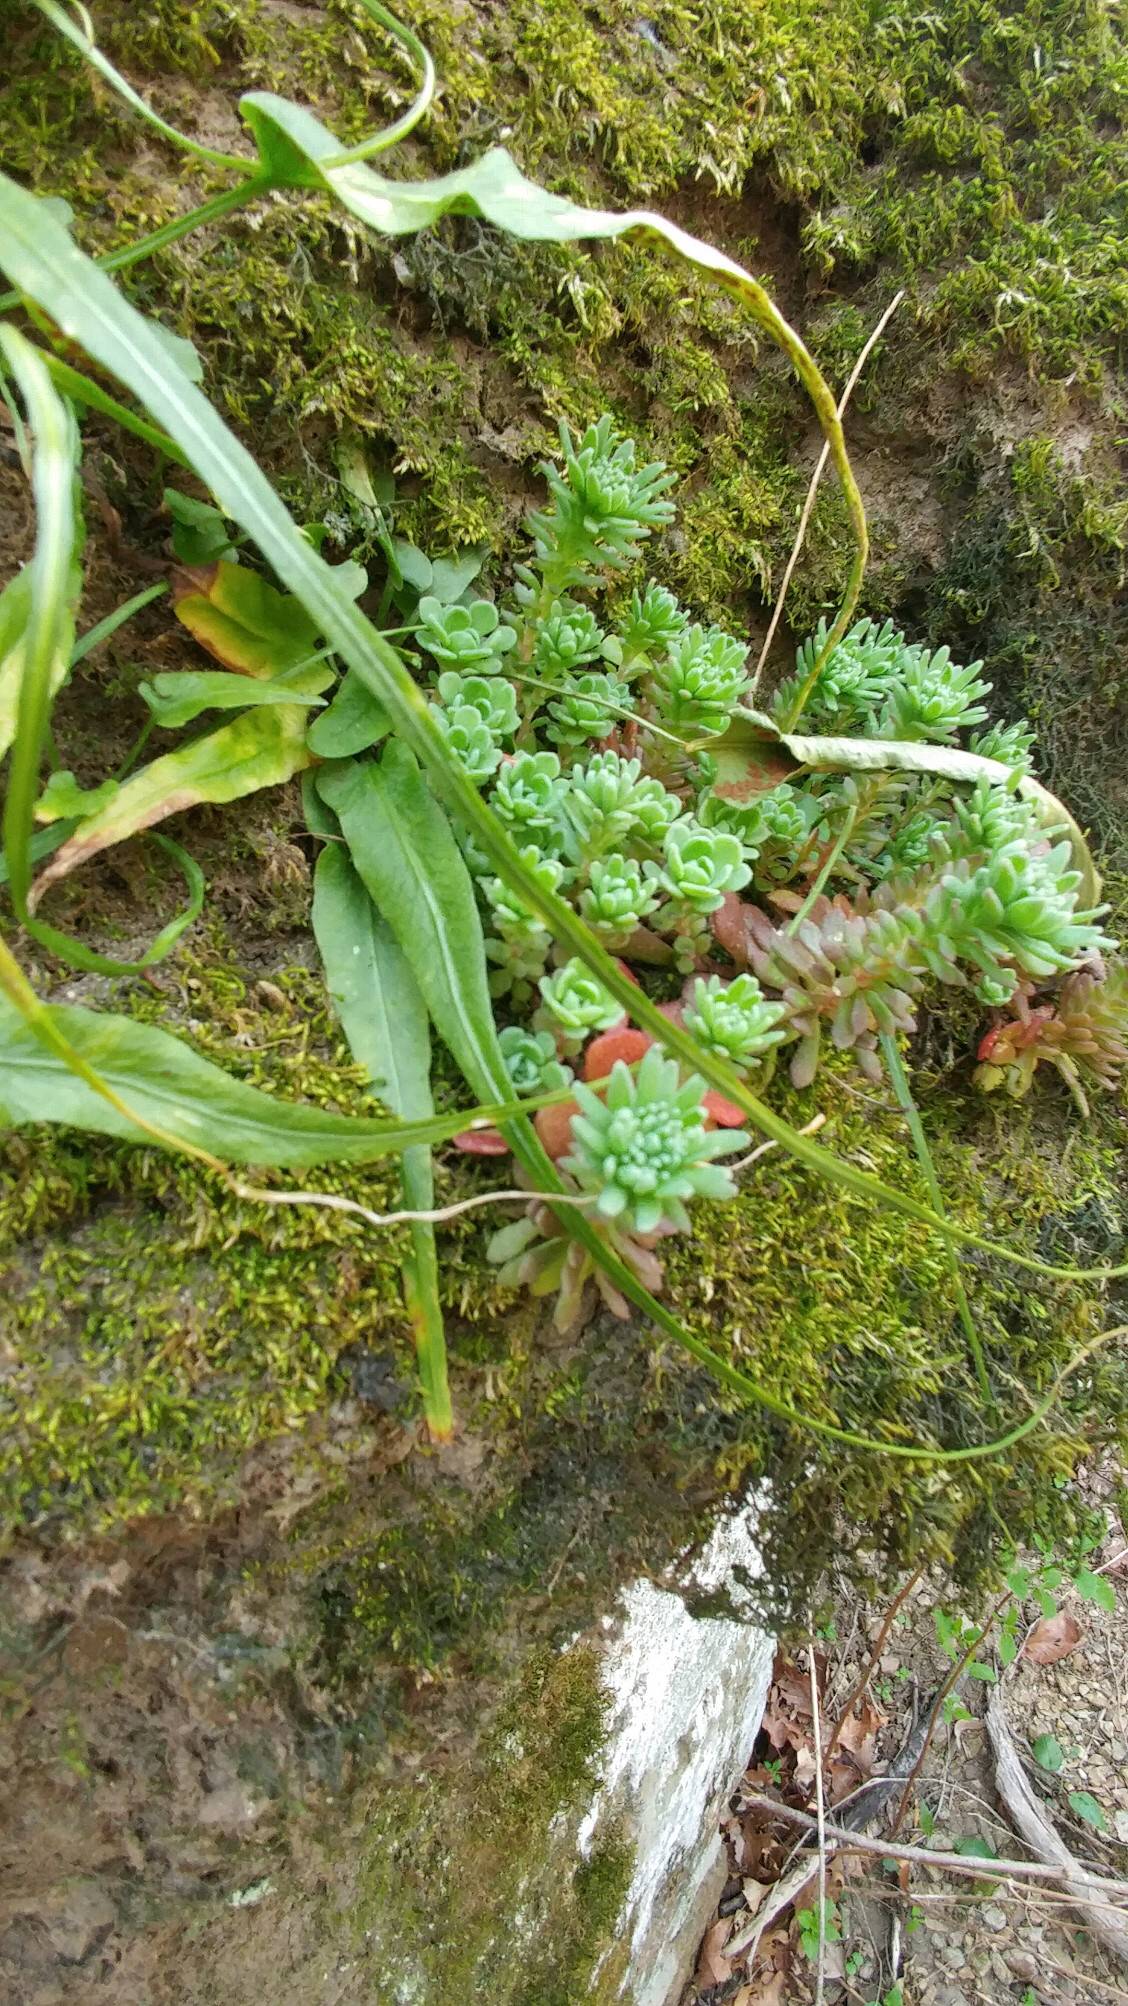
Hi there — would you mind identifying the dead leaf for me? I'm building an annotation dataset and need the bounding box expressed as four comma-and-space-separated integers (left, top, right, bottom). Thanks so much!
832, 1693, 886, 1776
1023, 1610, 1083, 1665
695, 1917, 733, 1988
735, 1977, 786, 2006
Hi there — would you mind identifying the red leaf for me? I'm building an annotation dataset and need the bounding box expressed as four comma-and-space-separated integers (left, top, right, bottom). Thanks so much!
583, 1027, 653, 1081
452, 1127, 509, 1156
534, 1100, 580, 1160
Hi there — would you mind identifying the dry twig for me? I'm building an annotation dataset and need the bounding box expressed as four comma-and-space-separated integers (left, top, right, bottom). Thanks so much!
739, 1794, 1128, 1903
986, 1686, 1128, 1969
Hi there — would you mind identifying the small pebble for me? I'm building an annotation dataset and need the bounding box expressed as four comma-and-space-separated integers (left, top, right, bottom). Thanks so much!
1007, 1950, 1039, 1981
981, 1903, 1008, 1931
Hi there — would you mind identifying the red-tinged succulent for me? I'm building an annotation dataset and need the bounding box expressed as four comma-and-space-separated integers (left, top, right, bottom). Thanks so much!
974, 961, 1128, 1113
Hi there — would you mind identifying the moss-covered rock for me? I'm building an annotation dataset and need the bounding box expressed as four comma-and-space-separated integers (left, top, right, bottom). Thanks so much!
3, 3, 1128, 1992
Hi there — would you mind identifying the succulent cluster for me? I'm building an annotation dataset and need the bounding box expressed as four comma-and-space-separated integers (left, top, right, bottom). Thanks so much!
401, 418, 1122, 1324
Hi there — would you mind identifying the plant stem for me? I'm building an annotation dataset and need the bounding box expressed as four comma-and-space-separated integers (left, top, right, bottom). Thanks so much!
879, 1030, 994, 1407
787, 804, 857, 934
824, 1566, 924, 1765
752, 291, 904, 699
889, 1590, 1011, 1835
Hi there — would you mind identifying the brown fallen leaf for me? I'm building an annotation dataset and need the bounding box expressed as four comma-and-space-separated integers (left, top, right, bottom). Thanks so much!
695, 1916, 733, 1989
735, 1977, 786, 2006
833, 1692, 886, 1775
1024, 1609, 1083, 1665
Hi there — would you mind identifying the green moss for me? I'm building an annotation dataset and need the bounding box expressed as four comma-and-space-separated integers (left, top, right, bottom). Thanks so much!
342, 1641, 632, 2006
0, 944, 517, 1537
924, 437, 1128, 857
5, 0, 1128, 1595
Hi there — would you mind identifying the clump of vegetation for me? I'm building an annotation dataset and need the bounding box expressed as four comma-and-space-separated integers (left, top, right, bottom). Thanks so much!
2, 2, 1126, 1496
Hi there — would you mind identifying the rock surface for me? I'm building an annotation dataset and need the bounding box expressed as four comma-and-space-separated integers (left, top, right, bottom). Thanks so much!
581, 1501, 774, 2005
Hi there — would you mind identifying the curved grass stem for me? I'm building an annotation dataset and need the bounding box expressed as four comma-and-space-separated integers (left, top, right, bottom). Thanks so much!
879, 1030, 993, 1407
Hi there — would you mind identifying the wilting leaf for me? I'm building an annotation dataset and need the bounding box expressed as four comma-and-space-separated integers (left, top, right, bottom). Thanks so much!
35, 769, 119, 823
0, 990, 533, 1165
1023, 1609, 1083, 1665
33, 700, 324, 895
140, 668, 326, 730
710, 710, 1102, 906
238, 103, 629, 242
173, 558, 319, 677
306, 667, 390, 757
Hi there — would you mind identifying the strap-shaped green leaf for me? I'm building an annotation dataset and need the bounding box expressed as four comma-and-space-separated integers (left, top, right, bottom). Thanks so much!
312, 840, 451, 1436
0, 989, 543, 1168
319, 746, 505, 1099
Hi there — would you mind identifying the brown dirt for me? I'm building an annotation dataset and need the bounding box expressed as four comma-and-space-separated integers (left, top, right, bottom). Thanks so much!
684, 1501, 1128, 2006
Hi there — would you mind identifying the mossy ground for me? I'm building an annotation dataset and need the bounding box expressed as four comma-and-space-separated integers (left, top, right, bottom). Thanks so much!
2, 0, 1128, 1993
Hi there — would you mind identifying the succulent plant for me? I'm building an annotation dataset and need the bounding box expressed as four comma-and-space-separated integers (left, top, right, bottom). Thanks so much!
416, 596, 517, 670
578, 853, 660, 943
650, 622, 750, 736
533, 599, 610, 676
535, 957, 626, 1051
498, 1025, 574, 1096
617, 580, 688, 660
877, 643, 991, 744
745, 897, 927, 1084
920, 843, 1110, 998
944, 775, 1036, 858
482, 847, 566, 999
490, 750, 569, 846
647, 818, 752, 915
527, 416, 677, 592
431, 701, 502, 783
545, 670, 634, 748
562, 1047, 748, 1235
699, 782, 812, 872
974, 961, 1128, 1111
771, 616, 914, 732
683, 973, 789, 1070
969, 717, 1037, 772
435, 670, 519, 738
562, 749, 682, 855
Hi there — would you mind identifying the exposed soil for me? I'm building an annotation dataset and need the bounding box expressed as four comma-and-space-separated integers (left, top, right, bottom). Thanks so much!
684, 1495, 1128, 2006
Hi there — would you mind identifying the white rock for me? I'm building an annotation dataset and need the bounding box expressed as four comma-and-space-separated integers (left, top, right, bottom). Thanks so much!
578, 1494, 775, 2006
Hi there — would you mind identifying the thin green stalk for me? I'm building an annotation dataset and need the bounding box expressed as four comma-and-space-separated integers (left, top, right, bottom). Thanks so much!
880, 1029, 993, 1406
401, 1148, 452, 1439
41, 355, 188, 465
95, 179, 270, 279
71, 583, 169, 667
786, 804, 857, 935
322, 0, 437, 165
0, 181, 267, 320
29, 0, 253, 172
